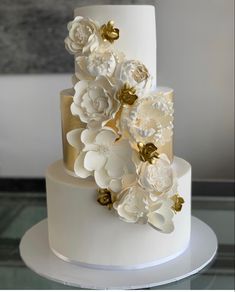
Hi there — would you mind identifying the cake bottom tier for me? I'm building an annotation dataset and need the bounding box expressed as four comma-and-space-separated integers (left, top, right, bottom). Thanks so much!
46, 157, 191, 270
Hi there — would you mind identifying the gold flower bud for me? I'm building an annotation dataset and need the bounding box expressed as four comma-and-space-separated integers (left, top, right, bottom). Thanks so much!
137, 142, 160, 164
100, 20, 120, 43
97, 188, 114, 210
171, 194, 185, 213
118, 84, 138, 105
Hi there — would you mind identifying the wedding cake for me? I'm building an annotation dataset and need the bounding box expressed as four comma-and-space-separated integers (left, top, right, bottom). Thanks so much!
46, 5, 191, 269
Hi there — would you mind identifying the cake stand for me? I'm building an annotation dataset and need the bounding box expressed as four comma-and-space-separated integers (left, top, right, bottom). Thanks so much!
20, 216, 217, 289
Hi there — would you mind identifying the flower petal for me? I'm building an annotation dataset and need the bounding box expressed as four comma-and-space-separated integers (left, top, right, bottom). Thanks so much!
70, 103, 80, 116
84, 151, 106, 171
147, 200, 174, 233
109, 179, 122, 192
106, 153, 124, 178
66, 128, 84, 150
75, 56, 93, 81
95, 129, 117, 146
74, 80, 88, 103
122, 174, 137, 189
94, 168, 111, 189
148, 212, 174, 233
74, 152, 92, 178
81, 128, 97, 145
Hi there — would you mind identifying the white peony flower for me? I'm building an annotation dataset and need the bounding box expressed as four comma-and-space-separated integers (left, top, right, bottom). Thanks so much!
66, 128, 84, 151
115, 60, 152, 96
71, 76, 120, 128
64, 16, 101, 55
138, 154, 174, 194
120, 93, 174, 146
113, 185, 150, 223
75, 51, 125, 80
72, 128, 135, 192
147, 196, 174, 233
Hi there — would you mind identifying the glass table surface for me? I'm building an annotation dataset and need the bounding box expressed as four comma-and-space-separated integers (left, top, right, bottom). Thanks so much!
0, 192, 234, 290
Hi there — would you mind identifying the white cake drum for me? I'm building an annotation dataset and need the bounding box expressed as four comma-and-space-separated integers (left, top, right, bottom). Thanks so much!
20, 217, 217, 289
46, 157, 191, 270
74, 5, 157, 87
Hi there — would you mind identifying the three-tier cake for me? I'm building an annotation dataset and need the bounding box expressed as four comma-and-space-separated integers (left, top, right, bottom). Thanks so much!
46, 5, 192, 269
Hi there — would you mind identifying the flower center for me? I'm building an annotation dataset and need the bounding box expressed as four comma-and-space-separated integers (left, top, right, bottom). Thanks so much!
93, 96, 108, 112
132, 65, 149, 83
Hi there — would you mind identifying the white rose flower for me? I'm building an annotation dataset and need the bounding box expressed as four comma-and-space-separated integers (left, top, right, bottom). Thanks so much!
71, 76, 120, 128
147, 197, 174, 233
120, 93, 174, 146
75, 51, 125, 80
64, 16, 101, 55
72, 128, 135, 192
115, 60, 152, 96
113, 185, 150, 223
138, 154, 174, 194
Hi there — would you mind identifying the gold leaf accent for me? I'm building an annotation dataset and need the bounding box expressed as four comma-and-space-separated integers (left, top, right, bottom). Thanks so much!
97, 188, 115, 210
118, 84, 138, 105
104, 106, 123, 137
171, 194, 185, 213
137, 142, 160, 164
100, 20, 120, 43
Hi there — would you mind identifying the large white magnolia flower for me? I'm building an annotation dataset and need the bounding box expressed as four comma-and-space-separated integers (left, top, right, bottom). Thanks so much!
120, 94, 174, 146
147, 196, 175, 233
113, 185, 150, 223
71, 76, 120, 128
138, 154, 174, 194
75, 50, 125, 80
67, 128, 135, 192
65, 16, 101, 55
115, 60, 152, 96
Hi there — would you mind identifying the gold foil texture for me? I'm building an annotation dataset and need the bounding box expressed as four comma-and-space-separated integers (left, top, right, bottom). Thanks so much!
60, 89, 85, 172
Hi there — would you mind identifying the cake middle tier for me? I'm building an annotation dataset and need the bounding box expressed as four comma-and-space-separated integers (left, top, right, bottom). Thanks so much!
60, 87, 174, 174
74, 5, 157, 87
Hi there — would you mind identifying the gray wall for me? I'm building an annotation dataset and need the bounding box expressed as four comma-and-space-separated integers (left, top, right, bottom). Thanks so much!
0, 0, 234, 180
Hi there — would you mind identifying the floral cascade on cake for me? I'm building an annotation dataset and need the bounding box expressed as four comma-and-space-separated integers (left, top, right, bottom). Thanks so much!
64, 16, 184, 233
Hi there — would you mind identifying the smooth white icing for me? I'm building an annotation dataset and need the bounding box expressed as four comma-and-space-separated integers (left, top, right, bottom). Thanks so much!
74, 5, 157, 87
46, 157, 191, 269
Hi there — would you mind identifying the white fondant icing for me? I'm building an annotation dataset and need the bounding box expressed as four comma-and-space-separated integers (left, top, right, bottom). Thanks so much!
46, 157, 191, 269
74, 5, 157, 87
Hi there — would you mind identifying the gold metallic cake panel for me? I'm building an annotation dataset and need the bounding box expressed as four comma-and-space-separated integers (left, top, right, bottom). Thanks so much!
60, 89, 85, 172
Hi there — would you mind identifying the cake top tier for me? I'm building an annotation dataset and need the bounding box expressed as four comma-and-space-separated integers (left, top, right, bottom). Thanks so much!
74, 5, 157, 87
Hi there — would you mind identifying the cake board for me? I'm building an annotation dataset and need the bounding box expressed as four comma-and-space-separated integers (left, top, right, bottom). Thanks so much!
19, 216, 217, 289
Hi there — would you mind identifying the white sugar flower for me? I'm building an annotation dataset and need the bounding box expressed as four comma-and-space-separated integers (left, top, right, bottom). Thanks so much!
115, 60, 152, 96
120, 93, 174, 146
64, 16, 101, 55
113, 185, 150, 223
147, 196, 174, 233
138, 154, 174, 194
71, 128, 135, 192
71, 76, 120, 128
75, 51, 125, 80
